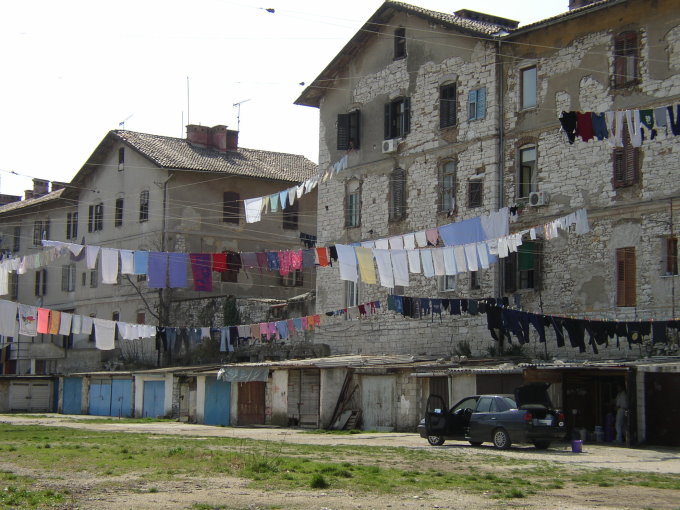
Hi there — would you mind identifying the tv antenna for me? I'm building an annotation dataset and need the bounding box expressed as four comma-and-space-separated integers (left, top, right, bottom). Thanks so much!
118, 114, 134, 129
233, 99, 251, 132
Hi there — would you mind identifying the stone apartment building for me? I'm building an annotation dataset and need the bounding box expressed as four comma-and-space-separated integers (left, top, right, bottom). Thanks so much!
295, 0, 680, 360
0, 126, 318, 375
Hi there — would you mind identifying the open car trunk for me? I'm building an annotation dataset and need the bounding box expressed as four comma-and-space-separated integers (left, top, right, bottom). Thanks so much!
515, 382, 556, 419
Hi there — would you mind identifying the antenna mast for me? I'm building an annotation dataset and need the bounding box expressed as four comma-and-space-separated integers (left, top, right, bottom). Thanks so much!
233, 99, 251, 132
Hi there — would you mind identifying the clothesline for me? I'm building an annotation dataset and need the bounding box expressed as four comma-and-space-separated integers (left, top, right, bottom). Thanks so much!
558, 103, 680, 145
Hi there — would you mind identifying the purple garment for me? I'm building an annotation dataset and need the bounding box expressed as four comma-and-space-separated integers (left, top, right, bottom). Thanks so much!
268, 322, 278, 339
168, 252, 189, 288
256, 252, 268, 272
240, 252, 258, 272
147, 252, 168, 288
190, 253, 212, 292
438, 217, 486, 246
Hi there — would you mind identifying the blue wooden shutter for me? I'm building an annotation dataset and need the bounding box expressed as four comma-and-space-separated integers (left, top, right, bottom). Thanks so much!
384, 103, 391, 139
404, 97, 411, 134
477, 87, 486, 119
468, 89, 477, 120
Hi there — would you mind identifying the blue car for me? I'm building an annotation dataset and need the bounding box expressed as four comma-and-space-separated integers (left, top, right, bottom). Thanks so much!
417, 383, 566, 449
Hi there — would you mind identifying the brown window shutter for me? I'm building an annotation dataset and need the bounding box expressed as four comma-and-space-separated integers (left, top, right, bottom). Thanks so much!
617, 247, 636, 306
223, 191, 240, 224
337, 113, 350, 150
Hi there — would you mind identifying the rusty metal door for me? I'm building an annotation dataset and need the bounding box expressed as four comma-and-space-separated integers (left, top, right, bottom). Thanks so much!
645, 372, 680, 446
237, 381, 265, 425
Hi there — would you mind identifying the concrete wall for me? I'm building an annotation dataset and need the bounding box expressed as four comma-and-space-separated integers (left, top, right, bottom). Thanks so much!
270, 369, 288, 426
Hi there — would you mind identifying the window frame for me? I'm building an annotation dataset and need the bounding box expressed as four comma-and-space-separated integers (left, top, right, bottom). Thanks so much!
504, 239, 542, 293
518, 145, 537, 199
345, 180, 361, 228
66, 211, 78, 240
612, 118, 640, 188
388, 168, 407, 222
394, 27, 406, 60
439, 83, 457, 129
345, 280, 359, 307
468, 87, 487, 121
470, 270, 480, 290
280, 269, 304, 287
88, 203, 103, 232
139, 190, 149, 222
35, 269, 47, 297
616, 247, 636, 307
12, 226, 20, 252
439, 160, 456, 213
118, 147, 125, 170
337, 110, 361, 151
222, 191, 241, 224
282, 199, 299, 230
114, 197, 124, 227
439, 275, 456, 292
61, 264, 76, 292
520, 66, 537, 110
384, 97, 411, 139
665, 237, 678, 276
613, 31, 639, 89
467, 179, 483, 209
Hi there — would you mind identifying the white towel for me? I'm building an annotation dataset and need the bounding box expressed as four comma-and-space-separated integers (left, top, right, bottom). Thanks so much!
336, 244, 358, 282
402, 233, 416, 251
101, 248, 119, 284
0, 300, 18, 337
86, 246, 101, 270
120, 250, 135, 274
58, 313, 73, 336
93, 318, 116, 350
415, 230, 428, 248
420, 250, 435, 277
244, 197, 263, 224
443, 247, 457, 275
373, 249, 394, 288
391, 250, 409, 287
432, 248, 446, 276
477, 243, 490, 269
454, 246, 468, 273
464, 244, 479, 272
81, 316, 93, 335
407, 250, 421, 274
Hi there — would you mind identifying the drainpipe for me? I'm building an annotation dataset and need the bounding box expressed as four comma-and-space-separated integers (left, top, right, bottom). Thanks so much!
495, 35, 506, 298
157, 172, 175, 367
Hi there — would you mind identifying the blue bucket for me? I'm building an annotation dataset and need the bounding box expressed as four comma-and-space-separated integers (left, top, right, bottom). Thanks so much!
571, 439, 583, 453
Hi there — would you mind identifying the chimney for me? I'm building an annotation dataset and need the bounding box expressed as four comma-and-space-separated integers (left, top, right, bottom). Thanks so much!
454, 9, 519, 30
226, 129, 239, 151
0, 194, 21, 206
186, 124, 210, 147
569, 0, 596, 9
24, 190, 34, 200
32, 179, 49, 197
51, 181, 68, 191
209, 125, 228, 152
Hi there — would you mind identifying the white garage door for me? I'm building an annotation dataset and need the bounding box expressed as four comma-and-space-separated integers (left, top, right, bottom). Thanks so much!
10, 381, 53, 412
361, 375, 396, 432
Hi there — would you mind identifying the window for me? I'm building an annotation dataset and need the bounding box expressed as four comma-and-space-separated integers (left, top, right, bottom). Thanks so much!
394, 27, 406, 59
440, 161, 456, 212
468, 179, 483, 208
345, 280, 359, 307
33, 220, 49, 245
139, 190, 149, 222
613, 31, 639, 88
223, 191, 241, 224
665, 237, 678, 276
439, 84, 457, 128
118, 147, 125, 170
439, 275, 456, 292
470, 270, 480, 290
81, 272, 86, 287
9, 273, 19, 301
617, 247, 636, 306
136, 311, 146, 324
518, 146, 537, 199
389, 168, 406, 222
520, 66, 537, 109
112, 311, 120, 322
504, 240, 542, 292
90, 262, 99, 288
283, 200, 299, 230
346, 180, 361, 228
337, 110, 361, 150
114, 198, 124, 227
476, 397, 493, 413
384, 97, 410, 139
280, 269, 304, 287
61, 264, 76, 292
12, 226, 20, 252
66, 212, 78, 240
468, 87, 486, 120
88, 203, 103, 232
35, 269, 47, 297
612, 118, 639, 188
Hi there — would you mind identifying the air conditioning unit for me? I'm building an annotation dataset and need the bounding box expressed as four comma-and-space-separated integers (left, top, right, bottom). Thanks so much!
528, 191, 548, 207
382, 139, 398, 153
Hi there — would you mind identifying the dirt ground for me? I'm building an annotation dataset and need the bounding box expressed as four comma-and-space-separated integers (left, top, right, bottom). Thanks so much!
1, 414, 680, 510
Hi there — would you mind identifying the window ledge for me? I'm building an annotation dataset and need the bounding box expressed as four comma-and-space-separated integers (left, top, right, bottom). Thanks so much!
660, 273, 679, 278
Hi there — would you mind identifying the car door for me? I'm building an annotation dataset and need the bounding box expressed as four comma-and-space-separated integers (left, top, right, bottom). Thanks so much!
447, 397, 479, 438
468, 396, 495, 441
425, 394, 448, 436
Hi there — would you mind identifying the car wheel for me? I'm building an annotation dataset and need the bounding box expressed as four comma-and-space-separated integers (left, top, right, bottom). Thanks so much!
534, 441, 551, 450
469, 441, 483, 446
427, 435, 445, 446
492, 428, 511, 449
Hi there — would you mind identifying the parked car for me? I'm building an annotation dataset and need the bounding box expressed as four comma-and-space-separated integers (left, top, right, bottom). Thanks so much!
417, 383, 566, 449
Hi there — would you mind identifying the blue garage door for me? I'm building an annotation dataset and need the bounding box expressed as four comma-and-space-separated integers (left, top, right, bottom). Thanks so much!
62, 378, 82, 415
204, 378, 231, 426
89, 380, 112, 416
142, 380, 165, 418
111, 379, 133, 418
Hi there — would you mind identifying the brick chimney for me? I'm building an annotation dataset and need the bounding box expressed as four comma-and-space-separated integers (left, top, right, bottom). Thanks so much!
187, 124, 238, 152
32, 179, 49, 197
51, 181, 68, 191
569, 0, 596, 9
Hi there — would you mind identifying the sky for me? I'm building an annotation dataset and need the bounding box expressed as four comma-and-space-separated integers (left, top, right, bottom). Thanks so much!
0, 0, 568, 197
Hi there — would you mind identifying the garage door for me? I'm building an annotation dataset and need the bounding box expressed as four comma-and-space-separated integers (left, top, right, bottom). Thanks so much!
62, 377, 82, 415
361, 375, 396, 431
142, 380, 166, 418
237, 381, 265, 425
110, 379, 133, 418
89, 380, 112, 416
645, 373, 680, 446
10, 381, 53, 412
203, 378, 231, 426
287, 369, 320, 428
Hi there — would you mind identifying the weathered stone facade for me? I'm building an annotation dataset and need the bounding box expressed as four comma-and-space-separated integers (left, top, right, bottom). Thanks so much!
297, 0, 680, 361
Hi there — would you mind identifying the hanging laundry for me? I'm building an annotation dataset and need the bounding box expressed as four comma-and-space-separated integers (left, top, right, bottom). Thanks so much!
120, 250, 135, 275
101, 248, 120, 284
373, 249, 394, 288
212, 253, 227, 272
403, 233, 416, 250
591, 112, 609, 141
240, 252, 258, 272
406, 249, 421, 274
93, 318, 116, 350
37, 308, 50, 334
606, 110, 624, 147
147, 252, 168, 288
559, 111, 577, 144
81, 316, 93, 335
225, 251, 242, 280
278, 251, 292, 276
420, 249, 435, 277
415, 230, 428, 248
443, 246, 457, 275
426, 228, 439, 246
336, 244, 358, 282
391, 250, 409, 287
190, 253, 213, 292
639, 109, 657, 140
374, 239, 389, 250
464, 244, 479, 272
269, 193, 280, 212
267, 252, 280, 271
454, 246, 468, 273
302, 249, 316, 268
0, 300, 18, 338
244, 197, 263, 223
290, 250, 303, 271
575, 111, 594, 142
48, 310, 61, 335
86, 245, 100, 270
316, 247, 330, 267
668, 105, 680, 136
279, 190, 289, 210
355, 247, 377, 284
133, 251, 149, 275
388, 236, 404, 250
432, 248, 446, 276
625, 110, 643, 147
168, 253, 189, 288
288, 187, 296, 207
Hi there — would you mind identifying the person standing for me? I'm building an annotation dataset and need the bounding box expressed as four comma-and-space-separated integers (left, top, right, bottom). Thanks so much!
615, 385, 628, 443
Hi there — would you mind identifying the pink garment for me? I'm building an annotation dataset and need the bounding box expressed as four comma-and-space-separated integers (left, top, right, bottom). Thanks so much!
37, 308, 50, 334
426, 228, 439, 246
278, 251, 288, 276
268, 322, 278, 339
287, 319, 296, 333
290, 250, 303, 270
313, 315, 321, 327
259, 323, 268, 338
301, 316, 308, 330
